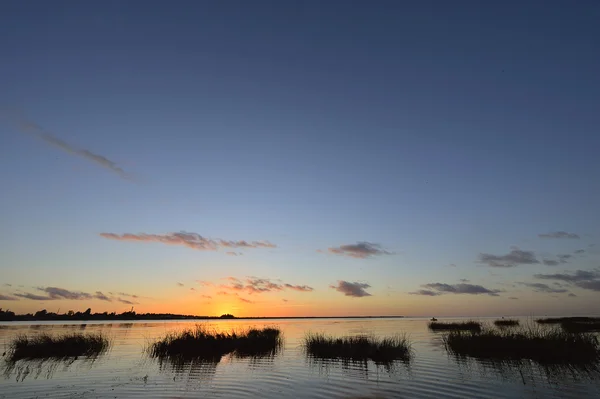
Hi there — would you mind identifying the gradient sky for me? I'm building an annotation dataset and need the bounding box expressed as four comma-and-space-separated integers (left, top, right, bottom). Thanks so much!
1, 1, 599, 317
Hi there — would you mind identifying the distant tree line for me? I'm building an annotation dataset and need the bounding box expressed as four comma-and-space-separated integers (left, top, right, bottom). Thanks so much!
0, 308, 236, 321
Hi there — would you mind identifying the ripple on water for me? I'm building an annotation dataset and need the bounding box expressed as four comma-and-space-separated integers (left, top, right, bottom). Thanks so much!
1, 318, 600, 399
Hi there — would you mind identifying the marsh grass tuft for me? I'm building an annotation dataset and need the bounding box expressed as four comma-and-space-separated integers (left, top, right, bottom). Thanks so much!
148, 325, 282, 362
443, 325, 600, 365
303, 332, 412, 364
493, 319, 520, 327
7, 333, 110, 362
428, 321, 481, 332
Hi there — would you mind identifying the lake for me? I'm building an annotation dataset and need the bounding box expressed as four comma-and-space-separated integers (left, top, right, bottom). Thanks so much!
1, 317, 599, 398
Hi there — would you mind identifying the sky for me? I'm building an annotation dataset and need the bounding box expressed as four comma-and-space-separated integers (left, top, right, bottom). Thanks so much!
1, 1, 599, 317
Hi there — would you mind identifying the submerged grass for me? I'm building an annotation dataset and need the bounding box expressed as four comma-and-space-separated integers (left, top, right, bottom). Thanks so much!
303, 332, 412, 364
148, 325, 282, 362
428, 321, 481, 332
493, 319, 520, 327
443, 326, 600, 365
7, 333, 110, 362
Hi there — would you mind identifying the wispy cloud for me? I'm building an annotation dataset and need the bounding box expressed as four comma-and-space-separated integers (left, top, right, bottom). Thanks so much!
6, 112, 131, 179
543, 259, 559, 266
239, 297, 254, 304
330, 281, 372, 297
557, 254, 572, 263
201, 295, 212, 299
94, 291, 111, 301
116, 292, 139, 299
459, 278, 470, 283
177, 282, 185, 287
190, 287, 196, 291
539, 231, 580, 239
574, 249, 586, 254
518, 282, 568, 294
478, 249, 539, 268
322, 242, 391, 259
218, 277, 314, 295
534, 269, 600, 292
225, 251, 242, 256
0, 294, 18, 300
509, 297, 519, 300
409, 289, 441, 296
100, 232, 276, 252
3, 283, 12, 287
417, 283, 501, 296
13, 287, 141, 303
14, 292, 53, 300
117, 297, 138, 305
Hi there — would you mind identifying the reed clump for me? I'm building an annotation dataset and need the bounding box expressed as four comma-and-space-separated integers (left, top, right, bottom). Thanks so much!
494, 319, 520, 327
303, 332, 412, 363
148, 325, 282, 361
443, 326, 600, 365
428, 321, 482, 332
7, 332, 110, 362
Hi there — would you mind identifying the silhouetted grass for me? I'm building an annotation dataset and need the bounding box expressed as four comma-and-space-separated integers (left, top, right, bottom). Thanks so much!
428, 321, 481, 332
443, 326, 600, 365
148, 326, 282, 362
494, 319, 520, 327
303, 332, 412, 364
7, 333, 110, 362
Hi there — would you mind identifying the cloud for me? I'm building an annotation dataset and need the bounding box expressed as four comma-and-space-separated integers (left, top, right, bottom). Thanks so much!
117, 297, 138, 305
218, 277, 314, 295
197, 281, 213, 287
39, 287, 92, 300
568, 293, 577, 297
177, 282, 184, 287
117, 292, 139, 299
283, 283, 314, 292
518, 282, 568, 293
576, 280, 600, 291
448, 264, 457, 267
539, 231, 580, 239
201, 295, 212, 299
94, 291, 111, 301
543, 259, 560, 266
0, 294, 18, 300
509, 297, 519, 300
282, 299, 289, 302
574, 249, 586, 254
14, 292, 53, 300
226, 251, 242, 256
3, 283, 12, 287
459, 279, 470, 283
478, 249, 539, 268
420, 283, 502, 296
190, 287, 196, 291
100, 232, 276, 252
323, 242, 391, 259
534, 269, 600, 292
409, 289, 442, 296
239, 297, 254, 304
330, 281, 372, 297
557, 254, 572, 263
7, 113, 131, 179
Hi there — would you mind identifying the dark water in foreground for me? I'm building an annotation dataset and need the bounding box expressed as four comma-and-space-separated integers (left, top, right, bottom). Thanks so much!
1, 317, 599, 398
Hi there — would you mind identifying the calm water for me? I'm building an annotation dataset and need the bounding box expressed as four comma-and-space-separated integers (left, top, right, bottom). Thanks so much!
1, 317, 599, 398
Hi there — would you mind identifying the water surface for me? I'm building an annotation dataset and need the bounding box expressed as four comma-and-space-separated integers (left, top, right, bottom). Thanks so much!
1, 317, 599, 398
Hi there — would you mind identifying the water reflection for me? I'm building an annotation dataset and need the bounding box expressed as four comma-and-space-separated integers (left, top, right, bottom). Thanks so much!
3, 355, 105, 382
306, 356, 410, 381
450, 354, 600, 385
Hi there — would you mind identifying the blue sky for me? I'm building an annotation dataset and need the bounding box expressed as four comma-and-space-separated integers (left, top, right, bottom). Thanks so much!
1, 1, 599, 316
